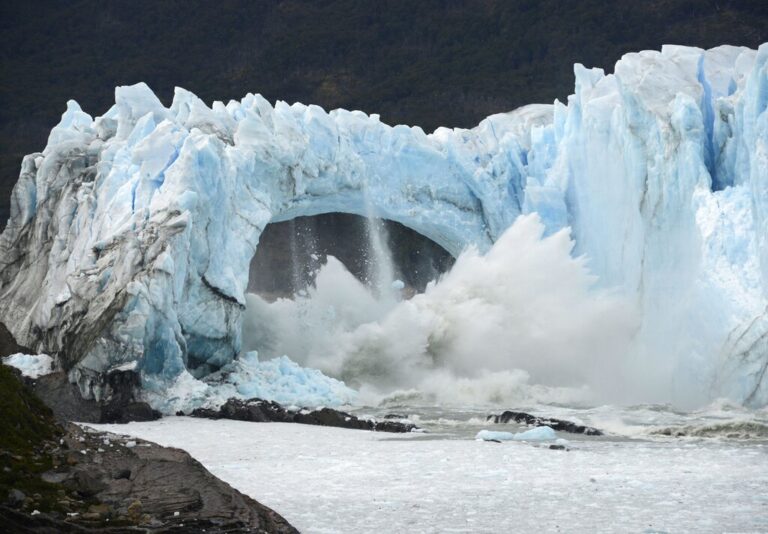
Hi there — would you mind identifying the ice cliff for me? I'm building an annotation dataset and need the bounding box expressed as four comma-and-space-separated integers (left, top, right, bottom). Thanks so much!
0, 44, 766, 408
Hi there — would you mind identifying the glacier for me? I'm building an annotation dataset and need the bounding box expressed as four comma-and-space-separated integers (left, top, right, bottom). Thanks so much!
0, 44, 766, 409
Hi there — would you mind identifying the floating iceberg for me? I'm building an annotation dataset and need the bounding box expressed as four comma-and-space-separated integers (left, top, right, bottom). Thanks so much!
476, 426, 558, 442
0, 44, 765, 409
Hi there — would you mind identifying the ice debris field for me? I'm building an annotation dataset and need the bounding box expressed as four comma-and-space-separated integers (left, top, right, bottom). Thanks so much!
91, 417, 768, 534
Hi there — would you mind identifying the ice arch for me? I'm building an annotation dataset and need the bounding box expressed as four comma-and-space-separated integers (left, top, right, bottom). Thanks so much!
0, 83, 546, 399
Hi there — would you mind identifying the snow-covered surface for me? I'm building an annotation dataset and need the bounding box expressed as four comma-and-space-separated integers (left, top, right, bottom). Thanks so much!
0, 44, 766, 407
2, 353, 54, 378
90, 416, 768, 533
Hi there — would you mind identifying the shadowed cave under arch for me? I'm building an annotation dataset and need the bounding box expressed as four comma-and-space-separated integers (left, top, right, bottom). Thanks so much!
248, 212, 455, 300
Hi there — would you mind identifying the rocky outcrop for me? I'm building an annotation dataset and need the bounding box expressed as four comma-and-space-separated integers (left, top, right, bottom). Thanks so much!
1, 424, 296, 533
487, 410, 603, 436
2, 319, 159, 425
0, 364, 297, 533
190, 397, 417, 433
29, 371, 160, 425
2, 423, 296, 533
0, 321, 30, 358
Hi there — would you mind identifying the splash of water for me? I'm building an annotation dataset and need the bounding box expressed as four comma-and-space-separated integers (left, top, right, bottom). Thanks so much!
243, 214, 640, 406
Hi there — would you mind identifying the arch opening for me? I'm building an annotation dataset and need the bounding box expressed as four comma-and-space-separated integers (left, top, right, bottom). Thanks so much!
241, 212, 455, 370
247, 212, 455, 300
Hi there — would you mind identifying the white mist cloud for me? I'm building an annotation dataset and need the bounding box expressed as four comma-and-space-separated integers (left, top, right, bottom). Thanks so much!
244, 214, 640, 406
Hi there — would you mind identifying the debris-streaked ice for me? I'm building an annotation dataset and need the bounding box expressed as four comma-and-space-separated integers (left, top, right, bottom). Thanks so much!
0, 44, 766, 408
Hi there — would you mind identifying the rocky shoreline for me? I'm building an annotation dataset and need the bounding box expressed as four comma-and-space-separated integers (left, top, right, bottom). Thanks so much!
188, 398, 417, 433
4, 319, 608, 533
3, 423, 297, 533
31, 371, 161, 425
0, 364, 297, 533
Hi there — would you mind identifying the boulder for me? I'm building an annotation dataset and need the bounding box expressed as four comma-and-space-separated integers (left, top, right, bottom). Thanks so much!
191, 398, 417, 433
31, 371, 160, 424
0, 322, 30, 358
487, 410, 602, 436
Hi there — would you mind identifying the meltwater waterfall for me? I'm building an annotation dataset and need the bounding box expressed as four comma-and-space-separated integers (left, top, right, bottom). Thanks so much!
362, 190, 400, 301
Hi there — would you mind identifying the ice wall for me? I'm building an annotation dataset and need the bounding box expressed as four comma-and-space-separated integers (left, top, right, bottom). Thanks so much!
0, 44, 765, 407
539, 45, 768, 406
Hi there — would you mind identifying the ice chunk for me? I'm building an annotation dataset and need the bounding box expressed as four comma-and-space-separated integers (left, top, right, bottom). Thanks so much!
143, 352, 357, 414
2, 353, 54, 379
476, 426, 557, 441
221, 352, 357, 407
476, 430, 515, 441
